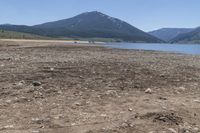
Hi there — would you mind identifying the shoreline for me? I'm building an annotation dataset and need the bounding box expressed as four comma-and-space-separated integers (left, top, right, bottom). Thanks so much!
0, 38, 105, 44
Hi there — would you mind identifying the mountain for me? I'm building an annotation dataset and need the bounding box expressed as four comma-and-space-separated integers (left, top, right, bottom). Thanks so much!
171, 27, 200, 44
149, 28, 193, 42
0, 11, 162, 43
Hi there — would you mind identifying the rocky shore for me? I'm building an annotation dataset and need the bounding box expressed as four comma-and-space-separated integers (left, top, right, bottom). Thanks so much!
0, 40, 200, 133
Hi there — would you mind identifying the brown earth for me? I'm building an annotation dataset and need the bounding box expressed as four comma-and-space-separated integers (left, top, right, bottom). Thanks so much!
0, 40, 200, 133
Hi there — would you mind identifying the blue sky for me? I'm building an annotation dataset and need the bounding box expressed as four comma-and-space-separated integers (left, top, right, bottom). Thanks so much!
0, 0, 199, 31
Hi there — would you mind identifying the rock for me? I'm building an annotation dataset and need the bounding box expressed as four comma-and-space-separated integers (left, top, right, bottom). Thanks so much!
71, 123, 76, 126
15, 96, 30, 103
145, 88, 152, 94
5, 99, 12, 104
168, 128, 177, 133
100, 114, 107, 117
4, 125, 14, 129
179, 125, 191, 133
160, 74, 165, 78
31, 118, 41, 123
54, 114, 64, 119
148, 131, 156, 133
121, 122, 128, 127
128, 108, 133, 112
178, 87, 186, 91
57, 90, 62, 94
161, 106, 167, 110
192, 127, 199, 133
158, 96, 167, 100
105, 90, 118, 96
0, 125, 14, 130
74, 102, 81, 106
194, 100, 200, 103
30, 130, 40, 133
32, 81, 42, 86
18, 80, 25, 86
31, 117, 50, 124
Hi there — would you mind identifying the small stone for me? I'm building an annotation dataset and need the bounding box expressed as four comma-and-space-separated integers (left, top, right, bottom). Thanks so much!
32, 118, 40, 122
194, 100, 200, 103
31, 118, 43, 124
18, 80, 25, 86
158, 97, 167, 100
121, 122, 128, 127
178, 87, 186, 91
168, 128, 177, 133
161, 106, 167, 110
71, 123, 76, 126
160, 74, 165, 77
5, 100, 12, 104
74, 102, 81, 106
57, 90, 62, 94
179, 128, 186, 133
100, 114, 107, 117
106, 90, 118, 96
145, 88, 152, 94
54, 114, 64, 119
1, 125, 14, 130
32, 81, 42, 86
128, 108, 133, 112
50, 68, 54, 71
31, 130, 40, 133
192, 127, 199, 132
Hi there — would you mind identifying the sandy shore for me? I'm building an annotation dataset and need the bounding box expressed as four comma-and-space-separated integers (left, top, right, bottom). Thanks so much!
0, 40, 200, 133
0, 39, 105, 44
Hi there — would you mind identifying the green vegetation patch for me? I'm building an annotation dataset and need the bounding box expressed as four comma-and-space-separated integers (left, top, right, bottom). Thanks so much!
0, 30, 49, 39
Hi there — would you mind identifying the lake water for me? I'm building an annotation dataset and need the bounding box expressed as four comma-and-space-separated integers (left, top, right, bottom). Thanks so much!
104, 43, 200, 55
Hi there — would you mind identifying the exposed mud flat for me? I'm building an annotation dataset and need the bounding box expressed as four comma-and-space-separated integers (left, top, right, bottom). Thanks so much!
0, 40, 200, 133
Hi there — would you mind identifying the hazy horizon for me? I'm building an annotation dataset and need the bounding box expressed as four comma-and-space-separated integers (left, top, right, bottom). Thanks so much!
0, 0, 200, 32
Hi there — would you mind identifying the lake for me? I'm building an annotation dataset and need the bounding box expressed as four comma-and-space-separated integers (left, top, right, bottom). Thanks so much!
104, 43, 200, 55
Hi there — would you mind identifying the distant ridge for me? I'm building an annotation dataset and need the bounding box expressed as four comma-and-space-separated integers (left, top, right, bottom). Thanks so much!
149, 28, 193, 42
0, 11, 162, 43
171, 27, 200, 44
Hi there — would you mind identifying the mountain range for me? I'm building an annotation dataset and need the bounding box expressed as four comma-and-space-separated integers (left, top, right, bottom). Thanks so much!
149, 28, 200, 44
149, 28, 193, 42
171, 27, 200, 44
0, 11, 162, 43
0, 11, 199, 44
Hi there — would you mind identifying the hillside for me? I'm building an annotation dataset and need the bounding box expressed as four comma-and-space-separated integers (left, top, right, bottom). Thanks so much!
149, 28, 193, 42
0, 11, 162, 43
171, 27, 200, 44
0, 29, 49, 39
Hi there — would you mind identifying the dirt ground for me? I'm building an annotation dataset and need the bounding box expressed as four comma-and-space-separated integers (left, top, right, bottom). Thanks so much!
0, 40, 200, 133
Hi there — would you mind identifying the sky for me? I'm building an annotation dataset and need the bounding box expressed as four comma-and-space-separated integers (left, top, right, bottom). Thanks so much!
0, 0, 199, 32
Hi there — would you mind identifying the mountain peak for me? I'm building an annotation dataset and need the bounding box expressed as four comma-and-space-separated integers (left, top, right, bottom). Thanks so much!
82, 11, 104, 15
77, 11, 125, 26
78, 11, 109, 18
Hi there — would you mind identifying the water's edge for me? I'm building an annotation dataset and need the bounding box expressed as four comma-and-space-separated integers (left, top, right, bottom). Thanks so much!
102, 43, 200, 55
